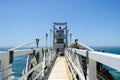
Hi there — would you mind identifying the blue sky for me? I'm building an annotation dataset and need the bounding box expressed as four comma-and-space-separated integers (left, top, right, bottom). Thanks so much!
0, 0, 120, 47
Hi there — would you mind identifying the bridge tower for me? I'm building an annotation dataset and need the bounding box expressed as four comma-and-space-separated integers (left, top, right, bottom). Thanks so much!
53, 22, 68, 54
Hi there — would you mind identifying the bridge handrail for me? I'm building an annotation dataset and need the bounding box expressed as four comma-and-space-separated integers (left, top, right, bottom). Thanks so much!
0, 48, 56, 80
19, 54, 53, 80
65, 52, 85, 80
66, 48, 120, 72
19, 60, 43, 80
0, 49, 41, 60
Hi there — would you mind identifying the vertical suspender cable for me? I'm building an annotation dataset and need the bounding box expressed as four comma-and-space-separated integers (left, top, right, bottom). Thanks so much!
70, 34, 72, 45
46, 34, 48, 48
36, 39, 39, 48
50, 29, 52, 48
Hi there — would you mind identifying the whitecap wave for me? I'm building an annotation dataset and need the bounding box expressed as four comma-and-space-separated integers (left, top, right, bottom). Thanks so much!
14, 57, 24, 60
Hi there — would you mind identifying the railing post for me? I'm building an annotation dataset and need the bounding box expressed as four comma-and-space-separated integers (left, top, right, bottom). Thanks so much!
72, 50, 76, 63
50, 48, 52, 64
76, 54, 85, 78
42, 49, 45, 77
70, 49, 72, 58
86, 51, 97, 80
0, 51, 13, 80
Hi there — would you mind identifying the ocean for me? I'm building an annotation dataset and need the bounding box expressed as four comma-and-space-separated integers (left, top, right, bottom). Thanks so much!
0, 47, 27, 80
93, 47, 120, 80
0, 47, 120, 80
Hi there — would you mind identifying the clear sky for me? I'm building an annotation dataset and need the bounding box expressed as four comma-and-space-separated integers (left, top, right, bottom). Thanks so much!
0, 0, 120, 47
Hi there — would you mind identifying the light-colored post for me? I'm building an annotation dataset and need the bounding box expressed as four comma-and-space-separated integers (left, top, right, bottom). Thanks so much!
1, 59, 12, 80
42, 50, 45, 77
76, 55, 85, 77
86, 51, 96, 80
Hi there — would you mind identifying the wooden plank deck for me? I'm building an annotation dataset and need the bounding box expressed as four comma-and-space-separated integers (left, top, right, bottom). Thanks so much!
48, 56, 71, 80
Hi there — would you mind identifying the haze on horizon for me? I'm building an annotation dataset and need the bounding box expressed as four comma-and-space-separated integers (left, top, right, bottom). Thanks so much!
0, 0, 120, 47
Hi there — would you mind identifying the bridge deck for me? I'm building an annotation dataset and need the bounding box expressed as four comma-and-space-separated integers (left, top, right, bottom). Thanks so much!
48, 56, 71, 80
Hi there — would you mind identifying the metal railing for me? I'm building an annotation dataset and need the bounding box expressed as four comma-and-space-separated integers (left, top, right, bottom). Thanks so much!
65, 48, 120, 80
65, 48, 85, 80
0, 48, 56, 80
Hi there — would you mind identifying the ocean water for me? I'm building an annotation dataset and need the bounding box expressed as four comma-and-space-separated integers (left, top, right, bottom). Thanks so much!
12, 55, 27, 80
92, 47, 120, 80
0, 47, 27, 80
0, 47, 120, 80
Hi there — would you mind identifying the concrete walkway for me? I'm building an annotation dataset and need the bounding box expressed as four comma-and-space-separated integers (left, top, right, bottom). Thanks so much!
48, 56, 71, 80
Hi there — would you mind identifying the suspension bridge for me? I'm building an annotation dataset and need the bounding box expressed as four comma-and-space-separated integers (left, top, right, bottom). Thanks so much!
0, 22, 120, 80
